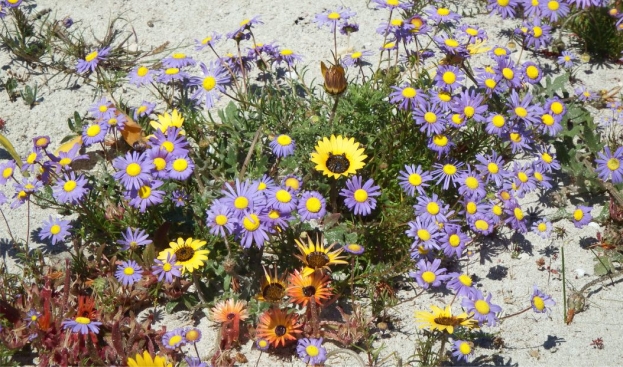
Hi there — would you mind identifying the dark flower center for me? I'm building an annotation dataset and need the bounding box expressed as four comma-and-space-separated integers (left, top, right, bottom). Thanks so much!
275, 325, 287, 337
325, 153, 350, 174
175, 246, 195, 262
262, 283, 285, 302
434, 316, 461, 327
306, 252, 330, 268
227, 313, 236, 320
303, 286, 317, 297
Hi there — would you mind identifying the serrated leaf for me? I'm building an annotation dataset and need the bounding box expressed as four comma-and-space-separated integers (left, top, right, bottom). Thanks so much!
0, 133, 23, 168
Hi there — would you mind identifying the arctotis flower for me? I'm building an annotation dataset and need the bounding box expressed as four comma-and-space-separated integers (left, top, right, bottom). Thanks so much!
127, 351, 172, 367
310, 135, 367, 179
255, 308, 302, 348
211, 298, 249, 323
287, 269, 333, 306
157, 237, 210, 274
256, 267, 287, 303
415, 305, 477, 334
321, 61, 347, 95
294, 236, 348, 276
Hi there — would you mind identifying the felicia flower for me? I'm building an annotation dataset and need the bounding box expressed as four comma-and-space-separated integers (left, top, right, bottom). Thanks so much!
532, 219, 552, 239
411, 258, 450, 289
372, 0, 410, 10
190, 62, 230, 109
184, 357, 207, 367
11, 179, 43, 208
531, 285, 556, 313
127, 180, 165, 212
462, 289, 502, 326
522, 61, 543, 84
221, 179, 264, 218
538, 110, 563, 137
406, 217, 442, 251
504, 202, 528, 233
495, 57, 522, 90
557, 50, 577, 69
24, 309, 41, 327
112, 151, 153, 190
343, 243, 365, 255
535, 145, 561, 172
595, 146, 623, 184
115, 260, 143, 286
162, 329, 186, 349
297, 338, 327, 365
145, 148, 171, 180
522, 18, 552, 50
117, 227, 152, 251
168, 155, 194, 180
52, 172, 89, 204
398, 164, 432, 197
162, 53, 196, 69
440, 226, 471, 258
88, 97, 116, 120
458, 168, 487, 200
507, 128, 533, 154
256, 308, 302, 348
266, 187, 297, 213
76, 47, 110, 74
282, 174, 303, 192
40, 216, 71, 245
567, 0, 605, 9
459, 24, 487, 43
435, 65, 465, 91
451, 89, 487, 122
254, 174, 277, 194
157, 67, 190, 84
150, 127, 189, 156
475, 152, 507, 187
431, 160, 464, 190
0, 160, 16, 185
452, 340, 474, 363
413, 102, 448, 136
171, 189, 189, 207
540, 0, 569, 21
82, 122, 108, 146
340, 176, 381, 216
488, 0, 518, 18
270, 134, 295, 158
414, 193, 450, 223
195, 32, 221, 51
511, 162, 538, 195
447, 273, 478, 299
572, 205, 592, 228
434, 33, 467, 56
256, 338, 270, 351
62, 315, 102, 335
389, 84, 426, 111
226, 16, 263, 40
342, 50, 373, 67
469, 213, 495, 236
128, 65, 158, 87
425, 5, 461, 23
206, 199, 236, 237
298, 191, 327, 221
475, 66, 501, 96
152, 253, 182, 283
273, 48, 304, 68
314, 7, 356, 32
236, 210, 271, 249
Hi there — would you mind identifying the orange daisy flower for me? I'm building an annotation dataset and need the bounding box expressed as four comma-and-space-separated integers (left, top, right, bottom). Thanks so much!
287, 269, 333, 306
294, 236, 348, 276
210, 299, 249, 323
255, 308, 302, 348
256, 266, 287, 303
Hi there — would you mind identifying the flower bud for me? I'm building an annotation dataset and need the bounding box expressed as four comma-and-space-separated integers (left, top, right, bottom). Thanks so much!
321, 61, 347, 95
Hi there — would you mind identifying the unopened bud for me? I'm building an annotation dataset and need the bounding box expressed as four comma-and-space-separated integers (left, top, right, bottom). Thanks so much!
321, 61, 347, 96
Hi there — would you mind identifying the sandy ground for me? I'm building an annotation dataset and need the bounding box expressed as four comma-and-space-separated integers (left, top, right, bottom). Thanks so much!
1, 0, 623, 366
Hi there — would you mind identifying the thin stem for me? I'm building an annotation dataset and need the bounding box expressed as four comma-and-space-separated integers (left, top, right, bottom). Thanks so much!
223, 236, 232, 258
328, 95, 340, 125
26, 200, 31, 248
561, 245, 567, 324
499, 306, 531, 320
0, 208, 16, 244
239, 127, 262, 180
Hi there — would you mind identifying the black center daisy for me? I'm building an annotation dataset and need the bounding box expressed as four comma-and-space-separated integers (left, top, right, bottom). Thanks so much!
262, 283, 286, 302
175, 245, 195, 262
325, 153, 350, 174
306, 252, 330, 268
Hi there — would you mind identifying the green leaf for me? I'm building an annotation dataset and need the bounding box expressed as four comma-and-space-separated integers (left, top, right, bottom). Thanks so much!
165, 301, 178, 314
593, 256, 614, 276
0, 133, 23, 168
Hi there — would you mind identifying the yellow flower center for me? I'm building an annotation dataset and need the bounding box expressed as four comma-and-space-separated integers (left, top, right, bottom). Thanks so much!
285, 177, 300, 190
517, 172, 528, 183
126, 162, 142, 177
99, 105, 108, 113
201, 36, 213, 44
186, 329, 200, 342
257, 182, 267, 190
347, 244, 363, 252
542, 114, 554, 126
163, 263, 172, 271
172, 53, 186, 59
108, 118, 118, 126
138, 185, 151, 199
533, 296, 545, 310
75, 317, 91, 325
280, 49, 293, 56
465, 177, 479, 189
485, 163, 498, 175
63, 180, 77, 192
50, 224, 61, 235
243, 214, 260, 231
427, 202, 440, 215
438, 91, 452, 102
449, 234, 460, 247
240, 19, 250, 26
354, 189, 368, 203
542, 153, 553, 163
387, 0, 399, 5
515, 107, 528, 118
497, 0, 510, 6
276, 189, 292, 203
550, 101, 563, 114
160, 141, 174, 153
165, 68, 180, 75
534, 172, 543, 181
444, 39, 459, 48
153, 157, 166, 171
384, 42, 396, 49
328, 12, 340, 20
514, 207, 524, 220
409, 173, 422, 186
459, 274, 472, 286
485, 78, 497, 89
492, 115, 505, 128
86, 124, 101, 137
234, 196, 249, 209
36, 137, 48, 146
474, 299, 490, 314
27, 152, 37, 164
442, 71, 456, 85
402, 87, 416, 98
417, 229, 431, 241
2, 167, 14, 178
31, 315, 37, 321
268, 210, 280, 219
607, 158, 620, 171
463, 106, 475, 118
306, 345, 320, 357
459, 342, 472, 355
85, 51, 98, 62
391, 19, 403, 26
475, 219, 488, 230
502, 68, 514, 80
202, 76, 216, 91
538, 223, 547, 232
510, 132, 521, 143
124, 266, 135, 275
172, 158, 188, 172
466, 201, 477, 214
215, 214, 228, 225
421, 271, 436, 283
452, 114, 464, 125
277, 135, 292, 146
306, 197, 322, 213
137, 66, 149, 77
466, 28, 478, 36
494, 48, 507, 56
437, 7, 450, 15
573, 209, 584, 221
443, 164, 457, 175
168, 335, 183, 346
433, 135, 448, 147
493, 205, 503, 216
424, 112, 437, 123
351, 51, 362, 59
532, 26, 543, 38
501, 191, 511, 200
526, 65, 539, 79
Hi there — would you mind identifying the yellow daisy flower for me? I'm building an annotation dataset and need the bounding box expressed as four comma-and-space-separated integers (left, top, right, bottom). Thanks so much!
415, 305, 477, 334
294, 236, 348, 276
127, 351, 172, 367
157, 237, 209, 274
310, 135, 367, 179
149, 109, 185, 134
